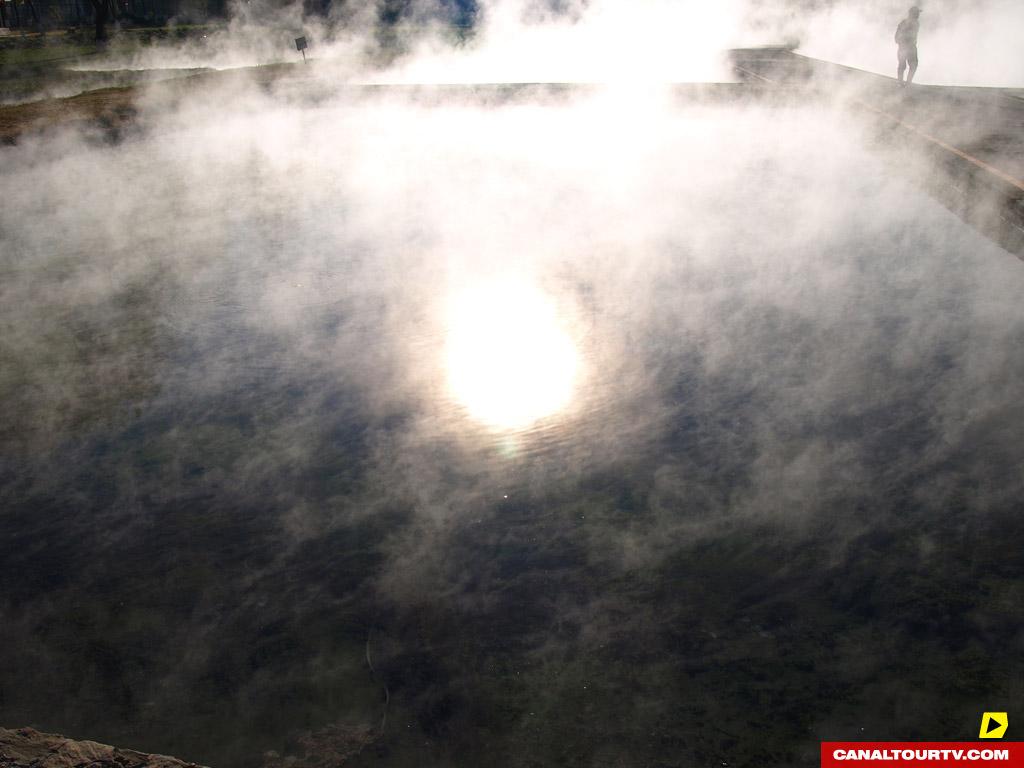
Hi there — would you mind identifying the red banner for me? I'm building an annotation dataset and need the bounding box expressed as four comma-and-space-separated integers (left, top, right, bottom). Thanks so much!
822, 743, 1024, 768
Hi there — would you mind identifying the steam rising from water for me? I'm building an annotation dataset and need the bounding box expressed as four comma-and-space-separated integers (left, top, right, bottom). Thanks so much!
1, 3, 1024, 766
375, 0, 743, 84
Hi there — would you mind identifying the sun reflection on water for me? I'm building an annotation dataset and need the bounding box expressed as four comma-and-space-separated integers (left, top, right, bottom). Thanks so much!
445, 279, 579, 431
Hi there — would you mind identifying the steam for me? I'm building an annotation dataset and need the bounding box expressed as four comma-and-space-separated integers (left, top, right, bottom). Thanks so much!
374, 0, 746, 83
788, 0, 1024, 87
55, 0, 1024, 87
1, 1, 1023, 766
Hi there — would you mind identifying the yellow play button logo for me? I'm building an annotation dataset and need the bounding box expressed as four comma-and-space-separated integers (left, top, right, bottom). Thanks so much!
979, 712, 1008, 739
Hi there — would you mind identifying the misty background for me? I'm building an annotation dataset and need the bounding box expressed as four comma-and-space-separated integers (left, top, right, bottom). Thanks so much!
26, 0, 1024, 87
2, 1, 1023, 766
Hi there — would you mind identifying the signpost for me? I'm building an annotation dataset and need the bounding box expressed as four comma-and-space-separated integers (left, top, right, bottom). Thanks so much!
295, 35, 308, 63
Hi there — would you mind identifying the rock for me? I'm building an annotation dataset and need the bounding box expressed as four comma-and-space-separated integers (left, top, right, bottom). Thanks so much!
261, 724, 378, 768
0, 726, 208, 768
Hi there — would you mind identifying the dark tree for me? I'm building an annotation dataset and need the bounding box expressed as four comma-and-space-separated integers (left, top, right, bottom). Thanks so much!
88, 0, 113, 40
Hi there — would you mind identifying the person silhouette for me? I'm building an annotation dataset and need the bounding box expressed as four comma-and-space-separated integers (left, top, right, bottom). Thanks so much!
895, 6, 921, 86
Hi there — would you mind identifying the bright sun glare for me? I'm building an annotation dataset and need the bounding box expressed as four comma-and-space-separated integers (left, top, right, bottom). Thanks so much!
445, 280, 579, 430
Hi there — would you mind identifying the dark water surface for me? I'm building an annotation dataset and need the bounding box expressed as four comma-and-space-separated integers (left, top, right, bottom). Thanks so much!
1, 93, 1023, 767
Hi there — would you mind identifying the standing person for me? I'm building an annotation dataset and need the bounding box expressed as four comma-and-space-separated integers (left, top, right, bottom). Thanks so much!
895, 6, 922, 86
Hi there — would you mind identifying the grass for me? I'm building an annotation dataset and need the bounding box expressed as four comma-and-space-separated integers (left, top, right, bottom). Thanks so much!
0, 39, 100, 67
0, 25, 226, 104
0, 25, 223, 61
